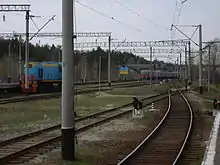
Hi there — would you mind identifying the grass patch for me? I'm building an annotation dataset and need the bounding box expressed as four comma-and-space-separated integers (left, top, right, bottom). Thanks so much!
0, 95, 130, 135
193, 86, 220, 101
211, 84, 220, 89
34, 150, 90, 165
106, 84, 169, 96
189, 150, 205, 165
187, 92, 214, 165
0, 84, 167, 135
0, 99, 60, 135
33, 96, 168, 165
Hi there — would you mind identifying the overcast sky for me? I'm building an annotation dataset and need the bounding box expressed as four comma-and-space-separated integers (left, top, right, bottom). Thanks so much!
0, 0, 219, 61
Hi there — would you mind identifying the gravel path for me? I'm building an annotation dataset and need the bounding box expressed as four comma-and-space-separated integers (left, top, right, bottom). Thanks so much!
30, 98, 169, 165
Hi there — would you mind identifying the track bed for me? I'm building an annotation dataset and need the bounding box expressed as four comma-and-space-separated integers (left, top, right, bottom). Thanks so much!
114, 90, 193, 165
0, 92, 168, 165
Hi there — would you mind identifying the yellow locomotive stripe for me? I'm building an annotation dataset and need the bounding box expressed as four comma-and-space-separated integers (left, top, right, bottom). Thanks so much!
41, 80, 61, 82
41, 64, 60, 67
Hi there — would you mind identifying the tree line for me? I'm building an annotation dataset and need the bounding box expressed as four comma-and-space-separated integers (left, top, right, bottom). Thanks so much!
0, 37, 174, 68
0, 37, 148, 64
203, 38, 220, 84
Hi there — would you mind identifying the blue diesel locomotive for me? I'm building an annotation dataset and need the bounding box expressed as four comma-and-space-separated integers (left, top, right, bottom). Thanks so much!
20, 61, 62, 93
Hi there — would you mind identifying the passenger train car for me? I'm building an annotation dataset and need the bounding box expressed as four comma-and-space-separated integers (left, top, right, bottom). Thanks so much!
140, 69, 178, 81
20, 61, 62, 93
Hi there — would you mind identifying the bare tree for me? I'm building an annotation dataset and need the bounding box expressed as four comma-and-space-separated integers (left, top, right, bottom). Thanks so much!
202, 38, 220, 85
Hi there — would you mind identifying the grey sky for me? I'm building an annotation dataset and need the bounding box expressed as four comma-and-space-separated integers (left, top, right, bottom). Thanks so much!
0, 0, 219, 61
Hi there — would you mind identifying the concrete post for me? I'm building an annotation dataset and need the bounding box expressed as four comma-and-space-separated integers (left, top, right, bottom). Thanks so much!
19, 35, 22, 81
188, 41, 191, 82
150, 46, 152, 88
199, 24, 203, 94
208, 46, 211, 92
108, 36, 111, 86
61, 0, 75, 160
25, 10, 30, 91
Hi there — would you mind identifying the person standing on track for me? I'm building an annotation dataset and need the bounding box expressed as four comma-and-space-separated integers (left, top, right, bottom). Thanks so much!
132, 97, 139, 115
213, 99, 220, 117
138, 100, 143, 115
132, 97, 144, 116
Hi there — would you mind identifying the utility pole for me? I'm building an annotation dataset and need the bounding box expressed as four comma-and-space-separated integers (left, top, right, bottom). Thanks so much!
58, 47, 61, 62
208, 46, 211, 92
177, 58, 179, 80
24, 10, 30, 92
61, 0, 75, 161
171, 24, 204, 89
108, 36, 111, 86
188, 41, 191, 82
179, 53, 182, 81
98, 54, 101, 95
19, 35, 22, 81
8, 40, 11, 83
185, 44, 188, 80
150, 46, 152, 88
185, 44, 188, 90
0, 4, 30, 85
84, 55, 87, 82
199, 24, 203, 94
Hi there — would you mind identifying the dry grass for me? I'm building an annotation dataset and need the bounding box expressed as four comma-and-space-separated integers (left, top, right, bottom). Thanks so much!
0, 84, 168, 139
29, 98, 168, 165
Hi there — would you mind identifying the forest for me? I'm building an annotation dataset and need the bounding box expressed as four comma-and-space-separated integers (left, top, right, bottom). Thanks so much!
0, 37, 180, 82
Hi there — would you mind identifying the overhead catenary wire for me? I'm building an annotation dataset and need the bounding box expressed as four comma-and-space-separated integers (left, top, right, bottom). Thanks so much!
74, 1, 78, 45
190, 26, 199, 39
115, 0, 169, 31
171, 0, 184, 41
30, 16, 40, 31
76, 0, 142, 33
168, 0, 186, 63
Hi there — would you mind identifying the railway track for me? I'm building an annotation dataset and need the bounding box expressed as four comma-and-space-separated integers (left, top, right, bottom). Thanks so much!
0, 80, 140, 100
114, 89, 193, 165
0, 81, 151, 104
0, 92, 169, 165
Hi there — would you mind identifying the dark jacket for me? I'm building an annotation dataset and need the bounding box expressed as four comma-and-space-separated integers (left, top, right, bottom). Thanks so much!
213, 99, 220, 109
139, 101, 143, 110
133, 97, 139, 109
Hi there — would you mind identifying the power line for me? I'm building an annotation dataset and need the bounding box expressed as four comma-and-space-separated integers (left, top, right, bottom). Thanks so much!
168, 0, 186, 62
74, 1, 78, 44
30, 16, 40, 30
171, 0, 183, 40
181, 0, 188, 4
76, 0, 142, 33
115, 0, 169, 31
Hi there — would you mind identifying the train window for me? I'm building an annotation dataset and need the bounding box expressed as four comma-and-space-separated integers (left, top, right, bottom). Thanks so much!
38, 68, 43, 78
48, 73, 52, 79
59, 66, 62, 72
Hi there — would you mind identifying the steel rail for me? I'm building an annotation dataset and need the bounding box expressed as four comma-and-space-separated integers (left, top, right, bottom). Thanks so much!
172, 88, 193, 165
0, 91, 168, 147
0, 93, 171, 164
117, 90, 172, 165
117, 89, 193, 165
0, 81, 150, 104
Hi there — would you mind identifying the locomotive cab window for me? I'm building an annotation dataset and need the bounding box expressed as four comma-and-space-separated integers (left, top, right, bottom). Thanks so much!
59, 66, 62, 72
38, 68, 43, 78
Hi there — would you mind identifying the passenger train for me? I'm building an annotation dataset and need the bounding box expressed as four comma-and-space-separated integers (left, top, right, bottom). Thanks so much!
140, 69, 178, 80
